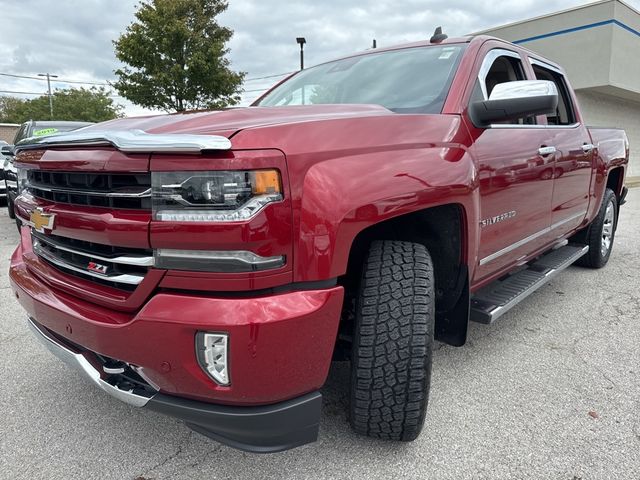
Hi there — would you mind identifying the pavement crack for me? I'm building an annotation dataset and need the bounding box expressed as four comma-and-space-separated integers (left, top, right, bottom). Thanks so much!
188, 444, 224, 468
137, 430, 192, 478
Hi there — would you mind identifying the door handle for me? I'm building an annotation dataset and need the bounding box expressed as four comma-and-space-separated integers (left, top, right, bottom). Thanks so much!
538, 146, 556, 156
582, 143, 595, 153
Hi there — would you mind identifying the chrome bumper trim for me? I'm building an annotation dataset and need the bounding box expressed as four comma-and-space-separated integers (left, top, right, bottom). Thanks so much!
27, 318, 155, 407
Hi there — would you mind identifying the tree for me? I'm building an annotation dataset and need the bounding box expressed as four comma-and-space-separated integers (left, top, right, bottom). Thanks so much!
113, 0, 245, 112
0, 97, 26, 123
0, 88, 123, 124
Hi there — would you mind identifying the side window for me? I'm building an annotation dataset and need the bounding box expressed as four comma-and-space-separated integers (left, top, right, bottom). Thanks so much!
474, 50, 533, 125
531, 63, 576, 125
13, 124, 27, 144
484, 57, 526, 98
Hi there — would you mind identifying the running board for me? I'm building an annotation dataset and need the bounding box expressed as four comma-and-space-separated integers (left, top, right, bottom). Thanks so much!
470, 244, 589, 324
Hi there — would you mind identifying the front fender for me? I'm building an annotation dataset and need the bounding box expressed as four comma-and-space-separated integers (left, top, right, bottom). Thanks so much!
295, 146, 479, 281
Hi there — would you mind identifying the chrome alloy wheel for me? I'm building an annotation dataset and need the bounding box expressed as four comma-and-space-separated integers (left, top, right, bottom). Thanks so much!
601, 200, 615, 257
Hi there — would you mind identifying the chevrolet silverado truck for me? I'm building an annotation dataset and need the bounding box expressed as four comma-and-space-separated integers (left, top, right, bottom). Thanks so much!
9, 33, 629, 453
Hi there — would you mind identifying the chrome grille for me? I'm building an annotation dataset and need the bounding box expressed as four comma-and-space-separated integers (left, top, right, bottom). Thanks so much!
31, 231, 153, 291
28, 171, 151, 210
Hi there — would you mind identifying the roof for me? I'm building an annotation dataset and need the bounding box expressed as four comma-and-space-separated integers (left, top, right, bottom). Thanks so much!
28, 120, 94, 127
472, 0, 639, 35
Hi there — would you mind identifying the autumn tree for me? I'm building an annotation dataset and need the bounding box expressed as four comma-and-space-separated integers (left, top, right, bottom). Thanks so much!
113, 0, 244, 112
0, 88, 123, 124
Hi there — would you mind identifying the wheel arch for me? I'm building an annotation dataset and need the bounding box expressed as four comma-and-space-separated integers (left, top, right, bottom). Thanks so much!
339, 203, 471, 347
606, 166, 624, 199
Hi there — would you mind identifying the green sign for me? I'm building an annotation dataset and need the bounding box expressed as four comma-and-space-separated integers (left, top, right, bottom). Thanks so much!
33, 128, 59, 137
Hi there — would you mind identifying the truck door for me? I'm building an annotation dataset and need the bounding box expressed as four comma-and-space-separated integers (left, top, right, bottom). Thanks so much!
529, 59, 593, 235
469, 48, 555, 282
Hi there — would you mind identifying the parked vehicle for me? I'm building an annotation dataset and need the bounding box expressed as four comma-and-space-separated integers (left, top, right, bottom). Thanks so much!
11, 120, 94, 145
0, 141, 8, 206
9, 33, 628, 453
2, 121, 93, 219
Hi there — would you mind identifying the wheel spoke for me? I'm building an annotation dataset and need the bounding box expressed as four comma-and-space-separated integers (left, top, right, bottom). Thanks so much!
600, 200, 615, 256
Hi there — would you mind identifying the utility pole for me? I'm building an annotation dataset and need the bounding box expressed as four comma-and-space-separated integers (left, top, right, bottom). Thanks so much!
38, 72, 58, 119
296, 37, 306, 70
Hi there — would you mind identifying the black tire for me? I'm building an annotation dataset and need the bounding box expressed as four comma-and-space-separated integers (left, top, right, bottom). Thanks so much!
7, 195, 16, 219
575, 188, 617, 268
350, 240, 435, 441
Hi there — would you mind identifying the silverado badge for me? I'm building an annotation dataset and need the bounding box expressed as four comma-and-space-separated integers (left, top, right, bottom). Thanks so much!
29, 208, 56, 233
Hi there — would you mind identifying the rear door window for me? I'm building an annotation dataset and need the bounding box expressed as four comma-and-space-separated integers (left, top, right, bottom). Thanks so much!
531, 62, 576, 125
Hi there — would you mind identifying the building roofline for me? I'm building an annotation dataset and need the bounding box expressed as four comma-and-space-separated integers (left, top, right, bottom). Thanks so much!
472, 0, 640, 35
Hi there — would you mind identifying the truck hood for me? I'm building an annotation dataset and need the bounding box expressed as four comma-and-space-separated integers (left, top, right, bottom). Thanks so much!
87, 104, 394, 139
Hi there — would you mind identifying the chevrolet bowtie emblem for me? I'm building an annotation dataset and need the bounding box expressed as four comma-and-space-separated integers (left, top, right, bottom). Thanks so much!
30, 208, 56, 233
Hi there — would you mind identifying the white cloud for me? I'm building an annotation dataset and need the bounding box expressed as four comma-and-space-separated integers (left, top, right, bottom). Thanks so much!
1, 0, 638, 115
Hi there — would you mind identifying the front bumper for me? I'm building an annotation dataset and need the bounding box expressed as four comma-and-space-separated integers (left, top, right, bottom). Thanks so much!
10, 241, 343, 451
28, 318, 322, 452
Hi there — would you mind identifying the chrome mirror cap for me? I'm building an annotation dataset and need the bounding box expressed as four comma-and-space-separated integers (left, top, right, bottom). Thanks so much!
489, 80, 558, 101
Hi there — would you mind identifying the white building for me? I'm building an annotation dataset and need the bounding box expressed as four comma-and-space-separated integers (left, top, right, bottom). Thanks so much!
475, 0, 640, 179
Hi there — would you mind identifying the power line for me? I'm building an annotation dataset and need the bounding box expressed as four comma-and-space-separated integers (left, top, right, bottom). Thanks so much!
1, 70, 293, 85
244, 72, 294, 82
0, 72, 110, 86
0, 89, 45, 95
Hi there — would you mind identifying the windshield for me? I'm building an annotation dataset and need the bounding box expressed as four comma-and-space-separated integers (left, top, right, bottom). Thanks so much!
257, 44, 464, 113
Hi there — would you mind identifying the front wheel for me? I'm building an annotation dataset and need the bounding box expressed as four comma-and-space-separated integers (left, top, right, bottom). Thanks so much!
575, 188, 617, 268
349, 240, 435, 441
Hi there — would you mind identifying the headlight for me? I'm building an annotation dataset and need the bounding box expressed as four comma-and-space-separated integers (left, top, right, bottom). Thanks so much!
17, 167, 29, 194
152, 170, 282, 222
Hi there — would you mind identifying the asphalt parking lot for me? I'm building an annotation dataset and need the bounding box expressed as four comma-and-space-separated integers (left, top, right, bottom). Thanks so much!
1, 189, 639, 480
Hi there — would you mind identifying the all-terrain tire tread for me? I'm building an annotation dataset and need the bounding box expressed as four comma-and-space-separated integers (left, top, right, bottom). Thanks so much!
350, 240, 435, 441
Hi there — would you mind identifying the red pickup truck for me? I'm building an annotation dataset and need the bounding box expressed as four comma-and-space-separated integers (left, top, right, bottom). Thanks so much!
9, 33, 629, 453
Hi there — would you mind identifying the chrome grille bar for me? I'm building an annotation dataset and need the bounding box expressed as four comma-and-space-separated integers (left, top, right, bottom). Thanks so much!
32, 237, 146, 286
29, 183, 151, 198
32, 232, 154, 267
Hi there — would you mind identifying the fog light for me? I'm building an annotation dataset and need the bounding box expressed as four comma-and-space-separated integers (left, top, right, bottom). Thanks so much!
196, 332, 229, 386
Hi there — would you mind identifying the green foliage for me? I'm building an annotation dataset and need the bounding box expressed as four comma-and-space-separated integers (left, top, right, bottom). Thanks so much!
0, 97, 26, 123
113, 0, 245, 112
0, 88, 123, 124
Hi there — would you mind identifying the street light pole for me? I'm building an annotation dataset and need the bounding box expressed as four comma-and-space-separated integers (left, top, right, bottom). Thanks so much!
296, 37, 306, 70
38, 73, 58, 119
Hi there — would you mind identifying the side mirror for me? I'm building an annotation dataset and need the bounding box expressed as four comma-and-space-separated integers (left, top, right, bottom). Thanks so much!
1, 145, 15, 156
469, 80, 558, 128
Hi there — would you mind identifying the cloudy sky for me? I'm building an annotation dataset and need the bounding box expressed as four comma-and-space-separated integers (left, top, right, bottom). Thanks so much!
0, 0, 638, 117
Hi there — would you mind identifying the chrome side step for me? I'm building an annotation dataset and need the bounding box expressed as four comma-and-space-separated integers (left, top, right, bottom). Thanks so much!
470, 244, 588, 324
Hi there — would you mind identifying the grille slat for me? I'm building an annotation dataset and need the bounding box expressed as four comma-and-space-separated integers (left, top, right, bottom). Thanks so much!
28, 171, 151, 210
31, 232, 153, 291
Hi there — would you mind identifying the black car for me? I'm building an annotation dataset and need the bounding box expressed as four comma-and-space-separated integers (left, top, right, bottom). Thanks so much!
0, 141, 8, 206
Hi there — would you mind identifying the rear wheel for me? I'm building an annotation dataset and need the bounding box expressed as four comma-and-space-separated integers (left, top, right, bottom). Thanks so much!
349, 240, 435, 441
575, 188, 617, 268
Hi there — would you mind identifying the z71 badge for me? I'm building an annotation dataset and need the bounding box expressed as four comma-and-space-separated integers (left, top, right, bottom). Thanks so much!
87, 262, 109, 275
481, 210, 517, 228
